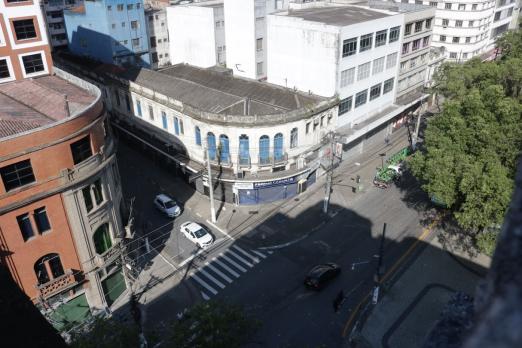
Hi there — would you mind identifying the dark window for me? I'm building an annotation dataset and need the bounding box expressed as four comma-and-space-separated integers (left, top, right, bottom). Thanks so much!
22, 54, 44, 74
375, 30, 387, 47
1, 159, 35, 191
93, 223, 112, 254
149, 105, 154, 120
82, 186, 93, 212
34, 207, 51, 233
383, 78, 394, 94
195, 126, 202, 146
290, 128, 298, 149
48, 255, 64, 278
355, 89, 368, 108
114, 90, 120, 106
389, 26, 400, 43
405, 23, 412, 36
425, 18, 432, 29
415, 21, 423, 32
342, 37, 357, 57
125, 94, 131, 111
151, 52, 159, 63
132, 38, 140, 48
306, 122, 310, 134
17, 213, 34, 241
339, 96, 352, 115
359, 33, 373, 52
0, 59, 10, 79
70, 136, 92, 165
34, 258, 49, 284
150, 36, 157, 48
369, 83, 382, 101
131, 20, 138, 29
93, 179, 103, 205
13, 19, 37, 40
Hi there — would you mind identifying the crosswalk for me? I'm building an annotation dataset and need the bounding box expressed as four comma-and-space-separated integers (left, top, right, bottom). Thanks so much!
188, 245, 273, 300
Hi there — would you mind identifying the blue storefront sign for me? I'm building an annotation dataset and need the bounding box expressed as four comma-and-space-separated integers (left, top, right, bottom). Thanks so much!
253, 177, 296, 189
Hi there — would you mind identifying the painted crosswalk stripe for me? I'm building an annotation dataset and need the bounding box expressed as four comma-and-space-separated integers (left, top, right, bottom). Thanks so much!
251, 249, 267, 259
266, 250, 274, 255
201, 291, 210, 301
199, 268, 226, 289
233, 245, 260, 263
191, 273, 218, 295
220, 253, 247, 272
204, 263, 232, 284
213, 257, 240, 278
227, 250, 254, 268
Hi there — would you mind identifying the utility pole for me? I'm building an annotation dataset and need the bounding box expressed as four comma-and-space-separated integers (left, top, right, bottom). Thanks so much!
205, 144, 217, 223
372, 223, 387, 305
323, 132, 336, 214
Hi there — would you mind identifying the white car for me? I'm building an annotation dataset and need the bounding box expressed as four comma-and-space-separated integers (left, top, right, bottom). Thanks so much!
180, 222, 214, 249
154, 194, 181, 218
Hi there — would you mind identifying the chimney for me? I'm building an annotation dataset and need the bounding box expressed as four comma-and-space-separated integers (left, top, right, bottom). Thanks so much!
64, 95, 70, 117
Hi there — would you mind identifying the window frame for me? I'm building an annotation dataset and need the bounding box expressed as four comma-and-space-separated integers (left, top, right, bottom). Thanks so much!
0, 57, 15, 83
34, 207, 51, 234
17, 213, 34, 241
389, 26, 400, 43
375, 30, 387, 47
359, 33, 373, 53
12, 18, 37, 41
340, 67, 355, 87
372, 56, 385, 75
357, 62, 371, 81
18, 51, 48, 78
338, 96, 352, 115
342, 37, 357, 57
70, 135, 93, 165
369, 83, 382, 101
383, 78, 394, 94
354, 89, 368, 108
0, 159, 36, 192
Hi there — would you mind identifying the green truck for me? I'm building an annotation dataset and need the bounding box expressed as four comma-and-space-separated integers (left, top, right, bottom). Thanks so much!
373, 147, 410, 189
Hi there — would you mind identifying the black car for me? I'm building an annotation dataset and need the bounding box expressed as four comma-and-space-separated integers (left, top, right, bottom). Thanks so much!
304, 263, 341, 290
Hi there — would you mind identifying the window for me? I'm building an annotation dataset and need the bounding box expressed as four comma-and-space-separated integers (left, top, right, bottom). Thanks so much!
207, 133, 217, 160
449, 52, 457, 58
429, 2, 438, 7
401, 61, 407, 70
121, 22, 125, 28
93, 224, 112, 254
117, 4, 124, 11
179, 119, 184, 134
442, 19, 449, 27
239, 135, 249, 164
402, 42, 410, 54
93, 180, 103, 205
507, 7, 513, 16
423, 36, 430, 47
389, 26, 400, 43
342, 37, 357, 57
0, 59, 11, 79
320, 116, 325, 127
415, 0, 423, 4
259, 135, 270, 164
132, 38, 140, 48
383, 78, 394, 94
412, 39, 421, 51
359, 33, 373, 52
131, 21, 139, 29
107, 5, 112, 10
125, 94, 131, 111
151, 52, 158, 63
410, 57, 417, 68
290, 128, 298, 149
195, 127, 202, 146
375, 30, 387, 47
452, 36, 460, 43
494, 12, 501, 21
340, 68, 355, 87
114, 90, 120, 107
136, 100, 142, 117
22, 53, 44, 75
445, 3, 452, 9
372, 57, 385, 75
425, 18, 432, 29
355, 90, 368, 108
440, 35, 446, 42
273, 133, 284, 162
219, 135, 230, 164
458, 4, 465, 10
148, 105, 154, 120
127, 4, 134, 10
256, 62, 263, 75
70, 136, 92, 165
386, 52, 398, 69
161, 112, 168, 130
137, 3, 141, 9
34, 207, 51, 233
463, 53, 468, 59
415, 21, 423, 32
1, 159, 35, 191
174, 117, 179, 135
17, 213, 34, 241
456, 20, 463, 27
13, 19, 37, 40
34, 254, 64, 285
83, 180, 103, 212
369, 83, 381, 101
466, 36, 471, 43
472, 4, 477, 10
405, 23, 412, 36
256, 38, 263, 51
357, 62, 371, 81
306, 122, 310, 134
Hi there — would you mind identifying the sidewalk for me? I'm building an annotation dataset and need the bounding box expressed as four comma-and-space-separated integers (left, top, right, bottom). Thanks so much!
355, 234, 490, 348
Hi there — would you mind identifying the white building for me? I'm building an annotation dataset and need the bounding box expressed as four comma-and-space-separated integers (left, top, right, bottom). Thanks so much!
145, 5, 171, 69
167, 0, 226, 68
41, 0, 84, 49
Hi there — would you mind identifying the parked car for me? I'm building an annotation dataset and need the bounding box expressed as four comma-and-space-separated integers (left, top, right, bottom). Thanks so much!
180, 221, 214, 249
154, 194, 181, 218
304, 263, 341, 290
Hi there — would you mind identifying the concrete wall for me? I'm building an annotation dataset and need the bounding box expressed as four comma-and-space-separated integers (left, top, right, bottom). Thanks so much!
146, 8, 171, 69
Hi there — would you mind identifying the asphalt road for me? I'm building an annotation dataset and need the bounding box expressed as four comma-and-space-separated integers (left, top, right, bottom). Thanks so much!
116, 139, 428, 347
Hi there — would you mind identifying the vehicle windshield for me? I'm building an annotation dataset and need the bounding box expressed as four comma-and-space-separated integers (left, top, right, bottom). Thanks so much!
165, 200, 177, 209
193, 228, 207, 238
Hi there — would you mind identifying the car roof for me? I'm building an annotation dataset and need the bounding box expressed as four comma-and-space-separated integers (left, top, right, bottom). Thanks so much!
185, 222, 204, 233
309, 263, 338, 276
156, 194, 173, 203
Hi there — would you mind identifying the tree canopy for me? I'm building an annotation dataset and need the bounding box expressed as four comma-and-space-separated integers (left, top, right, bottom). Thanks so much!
410, 30, 522, 240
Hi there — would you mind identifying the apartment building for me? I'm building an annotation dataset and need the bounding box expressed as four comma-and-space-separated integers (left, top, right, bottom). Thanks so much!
41, 0, 84, 49
145, 4, 171, 69
64, 0, 151, 67
0, 0, 52, 83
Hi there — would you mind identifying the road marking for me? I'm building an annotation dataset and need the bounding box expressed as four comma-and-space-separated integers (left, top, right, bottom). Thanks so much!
251, 250, 267, 259
205, 262, 233, 283
266, 250, 274, 255
178, 248, 205, 268
191, 273, 218, 295
198, 268, 226, 289
220, 253, 247, 272
227, 250, 254, 268
201, 292, 210, 301
341, 216, 439, 338
213, 257, 240, 278
206, 220, 235, 241
232, 245, 260, 263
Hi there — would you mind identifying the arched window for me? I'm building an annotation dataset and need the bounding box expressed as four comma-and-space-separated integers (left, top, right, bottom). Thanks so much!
239, 135, 250, 165
195, 126, 201, 146
290, 128, 298, 149
93, 223, 112, 254
174, 117, 180, 135
259, 135, 270, 165
274, 133, 284, 161
34, 253, 64, 285
207, 132, 216, 160
219, 134, 230, 164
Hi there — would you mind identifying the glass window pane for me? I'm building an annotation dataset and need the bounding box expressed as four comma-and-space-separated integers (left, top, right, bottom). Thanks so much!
34, 207, 51, 233
17, 213, 34, 241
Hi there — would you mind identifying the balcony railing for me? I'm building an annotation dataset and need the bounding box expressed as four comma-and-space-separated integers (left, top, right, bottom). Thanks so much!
258, 152, 288, 167
37, 270, 81, 299
238, 154, 251, 168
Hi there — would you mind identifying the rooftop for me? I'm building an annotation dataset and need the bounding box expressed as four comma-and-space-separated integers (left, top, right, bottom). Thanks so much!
0, 75, 96, 139
278, 6, 390, 26
119, 64, 326, 116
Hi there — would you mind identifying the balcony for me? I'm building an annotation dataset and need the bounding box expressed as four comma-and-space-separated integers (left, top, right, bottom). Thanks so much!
37, 270, 81, 299
94, 241, 121, 268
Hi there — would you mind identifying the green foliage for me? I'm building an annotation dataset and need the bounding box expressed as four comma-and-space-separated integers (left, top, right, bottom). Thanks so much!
163, 301, 258, 348
69, 316, 141, 348
411, 30, 522, 235
476, 230, 499, 256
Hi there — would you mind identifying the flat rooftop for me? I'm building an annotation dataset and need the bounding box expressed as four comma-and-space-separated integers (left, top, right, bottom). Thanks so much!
280, 6, 390, 26
119, 64, 325, 116
0, 75, 95, 138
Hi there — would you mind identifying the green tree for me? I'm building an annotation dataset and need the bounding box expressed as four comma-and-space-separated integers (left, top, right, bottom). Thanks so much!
164, 301, 259, 348
69, 316, 142, 348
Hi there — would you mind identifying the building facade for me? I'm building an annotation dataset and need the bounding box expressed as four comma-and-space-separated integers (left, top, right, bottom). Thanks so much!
145, 4, 170, 69
41, 0, 84, 49
0, 0, 53, 83
64, 0, 151, 67
167, 0, 226, 68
